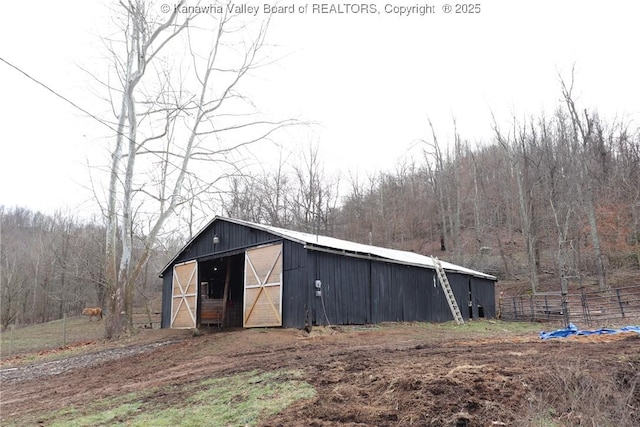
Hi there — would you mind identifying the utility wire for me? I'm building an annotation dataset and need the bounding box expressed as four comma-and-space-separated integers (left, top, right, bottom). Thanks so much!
0, 56, 176, 167
0, 56, 128, 141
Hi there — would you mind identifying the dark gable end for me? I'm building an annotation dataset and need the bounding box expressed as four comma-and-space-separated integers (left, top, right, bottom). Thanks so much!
160, 217, 291, 277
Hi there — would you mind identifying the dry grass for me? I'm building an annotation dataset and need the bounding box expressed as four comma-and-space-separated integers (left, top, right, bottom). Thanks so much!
518, 355, 640, 426
0, 316, 104, 359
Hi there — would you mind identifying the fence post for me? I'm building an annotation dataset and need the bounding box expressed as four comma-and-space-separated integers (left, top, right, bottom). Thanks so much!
580, 287, 590, 326
544, 295, 549, 320
529, 296, 534, 322
561, 292, 569, 328
62, 313, 67, 347
9, 324, 14, 357
616, 289, 626, 318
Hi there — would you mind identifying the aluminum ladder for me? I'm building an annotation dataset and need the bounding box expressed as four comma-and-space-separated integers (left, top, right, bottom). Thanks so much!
432, 256, 465, 325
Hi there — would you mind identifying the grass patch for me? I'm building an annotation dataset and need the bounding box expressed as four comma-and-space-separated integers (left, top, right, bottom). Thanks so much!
23, 370, 315, 427
435, 319, 544, 334
0, 317, 104, 358
363, 319, 544, 336
50, 403, 142, 427
135, 370, 315, 426
305, 320, 544, 341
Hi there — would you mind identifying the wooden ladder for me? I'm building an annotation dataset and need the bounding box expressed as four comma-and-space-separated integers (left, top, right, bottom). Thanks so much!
432, 257, 465, 325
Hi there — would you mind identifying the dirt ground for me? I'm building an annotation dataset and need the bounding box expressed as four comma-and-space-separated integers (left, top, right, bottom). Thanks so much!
1, 323, 639, 426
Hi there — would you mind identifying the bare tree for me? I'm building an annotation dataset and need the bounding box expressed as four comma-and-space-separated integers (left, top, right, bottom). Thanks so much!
538, 112, 578, 291
222, 151, 296, 227
222, 174, 263, 222
336, 171, 370, 243
422, 120, 452, 253
259, 152, 294, 227
615, 128, 640, 266
1, 207, 36, 329
291, 142, 340, 234
560, 72, 608, 290
97, 1, 295, 338
493, 117, 541, 293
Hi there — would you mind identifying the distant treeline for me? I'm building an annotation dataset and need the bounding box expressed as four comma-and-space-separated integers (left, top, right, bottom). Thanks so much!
0, 207, 179, 330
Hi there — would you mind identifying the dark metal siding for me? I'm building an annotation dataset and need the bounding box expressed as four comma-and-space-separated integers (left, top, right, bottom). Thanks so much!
306, 253, 477, 326
311, 252, 371, 326
447, 273, 472, 320
445, 273, 496, 320
281, 240, 310, 328
471, 277, 496, 318
370, 263, 399, 322
371, 263, 454, 323
161, 270, 173, 328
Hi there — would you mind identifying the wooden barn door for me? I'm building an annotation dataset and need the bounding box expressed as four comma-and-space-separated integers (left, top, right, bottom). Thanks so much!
243, 243, 283, 327
171, 260, 198, 328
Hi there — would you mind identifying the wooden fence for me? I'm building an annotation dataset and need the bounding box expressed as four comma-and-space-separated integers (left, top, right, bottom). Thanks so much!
132, 311, 162, 329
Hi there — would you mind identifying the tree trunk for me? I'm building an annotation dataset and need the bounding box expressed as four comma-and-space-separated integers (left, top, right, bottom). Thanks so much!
561, 75, 608, 291
516, 169, 539, 293
107, 286, 126, 339
632, 200, 640, 267
583, 186, 607, 290
493, 120, 539, 293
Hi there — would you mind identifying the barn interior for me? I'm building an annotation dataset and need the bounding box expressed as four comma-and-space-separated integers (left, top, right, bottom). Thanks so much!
197, 253, 245, 327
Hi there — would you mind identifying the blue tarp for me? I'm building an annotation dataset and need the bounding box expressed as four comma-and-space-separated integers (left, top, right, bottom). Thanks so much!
540, 323, 640, 340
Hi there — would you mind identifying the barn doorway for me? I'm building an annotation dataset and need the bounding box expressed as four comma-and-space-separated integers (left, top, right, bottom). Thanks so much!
198, 253, 245, 328
243, 243, 283, 327
170, 260, 199, 329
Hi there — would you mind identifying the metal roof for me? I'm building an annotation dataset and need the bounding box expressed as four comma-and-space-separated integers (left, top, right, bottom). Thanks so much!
161, 216, 497, 280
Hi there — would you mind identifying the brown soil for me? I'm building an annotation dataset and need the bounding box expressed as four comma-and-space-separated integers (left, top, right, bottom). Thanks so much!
1, 323, 639, 426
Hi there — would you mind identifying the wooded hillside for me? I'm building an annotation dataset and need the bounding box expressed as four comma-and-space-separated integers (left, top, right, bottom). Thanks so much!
224, 99, 640, 294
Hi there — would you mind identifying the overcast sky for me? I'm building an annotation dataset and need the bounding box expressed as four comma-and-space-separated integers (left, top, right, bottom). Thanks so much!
1, 0, 639, 216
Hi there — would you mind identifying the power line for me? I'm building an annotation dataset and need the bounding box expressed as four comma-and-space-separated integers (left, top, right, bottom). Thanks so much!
0, 56, 124, 139
0, 55, 226, 180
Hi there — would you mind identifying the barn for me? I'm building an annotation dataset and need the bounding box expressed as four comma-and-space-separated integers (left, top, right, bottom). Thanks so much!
160, 216, 497, 329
